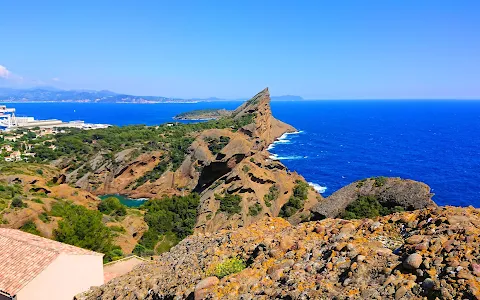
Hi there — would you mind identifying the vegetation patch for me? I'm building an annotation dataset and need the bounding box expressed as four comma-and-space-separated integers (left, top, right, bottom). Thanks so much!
51, 201, 120, 262
134, 194, 199, 255
248, 203, 262, 216
11, 197, 26, 208
279, 180, 310, 218
264, 185, 279, 207
205, 136, 230, 155
134, 159, 169, 188
341, 195, 405, 220
20, 220, 41, 235
31, 198, 44, 204
39, 212, 50, 223
109, 225, 126, 233
356, 179, 367, 188
98, 197, 127, 216
216, 194, 242, 215
208, 257, 246, 279
373, 176, 387, 187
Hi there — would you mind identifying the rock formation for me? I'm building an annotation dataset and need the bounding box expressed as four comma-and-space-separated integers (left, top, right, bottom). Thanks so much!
57, 88, 323, 232
77, 206, 480, 299
311, 177, 437, 220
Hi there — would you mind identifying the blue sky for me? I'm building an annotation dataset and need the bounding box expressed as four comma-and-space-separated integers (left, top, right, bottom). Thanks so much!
1, 1, 479, 99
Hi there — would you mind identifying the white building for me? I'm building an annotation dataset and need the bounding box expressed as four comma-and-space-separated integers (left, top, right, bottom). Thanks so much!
0, 229, 104, 300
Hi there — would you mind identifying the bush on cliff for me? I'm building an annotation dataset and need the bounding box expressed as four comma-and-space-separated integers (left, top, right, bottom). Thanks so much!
248, 203, 263, 216
135, 193, 199, 255
20, 220, 41, 236
98, 197, 127, 216
51, 201, 118, 262
279, 180, 310, 218
264, 185, 279, 207
216, 194, 242, 215
342, 195, 405, 219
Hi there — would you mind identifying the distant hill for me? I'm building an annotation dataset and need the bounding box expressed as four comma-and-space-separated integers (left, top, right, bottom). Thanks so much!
0, 88, 305, 103
0, 88, 189, 103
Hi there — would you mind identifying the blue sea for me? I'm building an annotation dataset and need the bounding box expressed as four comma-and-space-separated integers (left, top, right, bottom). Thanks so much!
2, 100, 480, 207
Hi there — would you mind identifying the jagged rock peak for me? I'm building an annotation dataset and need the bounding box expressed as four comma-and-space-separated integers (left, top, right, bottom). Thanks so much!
232, 87, 270, 117
232, 88, 296, 149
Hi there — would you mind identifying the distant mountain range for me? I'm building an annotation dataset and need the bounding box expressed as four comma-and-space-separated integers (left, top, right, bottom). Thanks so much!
0, 87, 304, 103
0, 87, 185, 103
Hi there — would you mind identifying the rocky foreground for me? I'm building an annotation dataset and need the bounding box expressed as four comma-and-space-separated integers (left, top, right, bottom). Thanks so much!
78, 206, 480, 299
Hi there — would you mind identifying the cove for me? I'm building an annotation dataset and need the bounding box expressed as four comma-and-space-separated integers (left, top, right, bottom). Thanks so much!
99, 194, 148, 208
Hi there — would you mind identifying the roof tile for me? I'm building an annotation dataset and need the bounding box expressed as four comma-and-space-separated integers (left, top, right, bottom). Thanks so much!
0, 228, 102, 296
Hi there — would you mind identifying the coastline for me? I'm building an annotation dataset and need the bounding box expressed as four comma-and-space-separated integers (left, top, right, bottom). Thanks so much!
266, 130, 327, 194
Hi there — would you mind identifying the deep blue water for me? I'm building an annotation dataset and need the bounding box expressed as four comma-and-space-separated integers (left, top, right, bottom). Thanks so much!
2, 100, 480, 207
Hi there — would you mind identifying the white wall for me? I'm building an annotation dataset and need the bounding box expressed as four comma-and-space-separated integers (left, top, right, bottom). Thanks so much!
16, 254, 103, 300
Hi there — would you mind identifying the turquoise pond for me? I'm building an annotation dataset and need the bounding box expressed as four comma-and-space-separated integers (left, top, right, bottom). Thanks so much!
99, 194, 148, 208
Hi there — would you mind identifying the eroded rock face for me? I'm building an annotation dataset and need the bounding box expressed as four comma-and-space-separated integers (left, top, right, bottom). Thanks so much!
55, 89, 318, 234
77, 206, 480, 300
311, 177, 436, 219
182, 89, 320, 232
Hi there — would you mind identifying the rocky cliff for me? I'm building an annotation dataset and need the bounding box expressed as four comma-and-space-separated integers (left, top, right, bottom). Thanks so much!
58, 88, 322, 232
78, 206, 480, 299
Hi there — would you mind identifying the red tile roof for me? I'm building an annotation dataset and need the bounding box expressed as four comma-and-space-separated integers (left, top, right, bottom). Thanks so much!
0, 228, 102, 297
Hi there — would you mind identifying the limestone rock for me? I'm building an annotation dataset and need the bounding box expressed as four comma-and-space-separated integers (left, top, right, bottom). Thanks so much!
311, 177, 436, 219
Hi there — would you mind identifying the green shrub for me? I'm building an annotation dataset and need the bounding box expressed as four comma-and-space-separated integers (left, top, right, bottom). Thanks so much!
264, 185, 279, 207
109, 225, 126, 233
373, 176, 387, 187
31, 198, 44, 204
39, 212, 50, 223
216, 194, 242, 215
356, 179, 367, 188
20, 220, 41, 235
209, 257, 246, 279
136, 193, 200, 254
98, 197, 127, 216
52, 202, 117, 262
11, 197, 26, 208
205, 136, 230, 155
35, 169, 44, 175
279, 181, 309, 218
106, 247, 124, 262
342, 195, 405, 220
242, 165, 250, 173
132, 244, 155, 256
248, 203, 262, 216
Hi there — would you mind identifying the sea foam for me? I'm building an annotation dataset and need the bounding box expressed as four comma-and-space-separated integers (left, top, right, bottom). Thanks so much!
267, 131, 303, 150
308, 182, 327, 194
269, 154, 304, 160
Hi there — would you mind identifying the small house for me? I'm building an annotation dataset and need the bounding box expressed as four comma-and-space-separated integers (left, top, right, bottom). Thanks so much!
0, 229, 104, 300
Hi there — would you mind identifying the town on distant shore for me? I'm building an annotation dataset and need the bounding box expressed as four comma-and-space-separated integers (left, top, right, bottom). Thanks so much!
0, 87, 304, 103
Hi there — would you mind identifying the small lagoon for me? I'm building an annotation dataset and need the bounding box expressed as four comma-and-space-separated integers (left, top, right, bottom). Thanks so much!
99, 194, 148, 208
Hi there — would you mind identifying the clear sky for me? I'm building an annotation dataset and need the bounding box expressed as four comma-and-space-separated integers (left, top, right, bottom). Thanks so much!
1, 0, 479, 99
